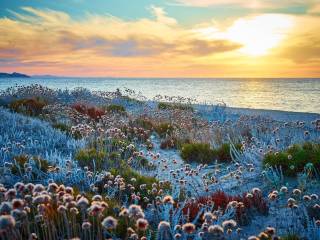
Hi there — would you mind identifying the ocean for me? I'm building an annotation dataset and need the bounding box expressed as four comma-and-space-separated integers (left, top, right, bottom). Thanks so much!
0, 77, 319, 114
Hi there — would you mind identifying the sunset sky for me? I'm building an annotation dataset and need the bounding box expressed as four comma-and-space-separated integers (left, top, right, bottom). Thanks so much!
0, 0, 320, 77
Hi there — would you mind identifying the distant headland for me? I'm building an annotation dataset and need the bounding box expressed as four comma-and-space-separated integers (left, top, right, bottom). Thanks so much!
0, 72, 30, 78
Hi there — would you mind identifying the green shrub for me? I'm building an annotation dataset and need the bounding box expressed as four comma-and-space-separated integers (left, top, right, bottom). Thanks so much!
155, 122, 174, 138
75, 148, 107, 171
160, 137, 191, 150
104, 104, 126, 113
11, 155, 49, 175
134, 156, 156, 170
158, 102, 193, 111
52, 122, 82, 140
281, 234, 300, 240
110, 166, 158, 190
180, 143, 239, 164
131, 117, 154, 130
263, 142, 320, 176
214, 143, 233, 162
181, 143, 215, 164
52, 122, 71, 132
9, 98, 47, 116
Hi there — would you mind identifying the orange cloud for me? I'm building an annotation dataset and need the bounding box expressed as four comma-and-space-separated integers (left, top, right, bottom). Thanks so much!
0, 7, 319, 77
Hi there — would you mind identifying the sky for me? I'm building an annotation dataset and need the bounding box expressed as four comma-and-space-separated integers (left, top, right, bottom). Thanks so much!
0, 0, 319, 77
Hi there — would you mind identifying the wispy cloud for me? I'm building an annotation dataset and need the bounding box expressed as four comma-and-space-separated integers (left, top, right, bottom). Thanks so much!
0, 6, 319, 77
173, 0, 318, 9
0, 7, 241, 65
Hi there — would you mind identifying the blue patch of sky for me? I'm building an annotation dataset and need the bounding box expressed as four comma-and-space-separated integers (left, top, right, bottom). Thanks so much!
0, 0, 310, 26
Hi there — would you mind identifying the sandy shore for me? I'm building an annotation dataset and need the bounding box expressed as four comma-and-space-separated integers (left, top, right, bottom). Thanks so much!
226, 107, 320, 122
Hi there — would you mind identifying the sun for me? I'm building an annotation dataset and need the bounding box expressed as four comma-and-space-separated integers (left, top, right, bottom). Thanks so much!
226, 14, 294, 56
194, 14, 294, 57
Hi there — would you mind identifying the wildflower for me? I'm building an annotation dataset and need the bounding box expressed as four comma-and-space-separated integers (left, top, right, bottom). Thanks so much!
280, 186, 288, 193
311, 194, 319, 200
57, 205, 67, 214
14, 182, 25, 192
163, 195, 174, 204
174, 233, 181, 239
303, 195, 311, 201
252, 187, 261, 196
268, 193, 277, 201
258, 232, 269, 240
203, 212, 214, 223
119, 208, 129, 217
77, 197, 89, 209
5, 189, 16, 200
248, 236, 259, 240
129, 233, 139, 240
92, 195, 102, 201
33, 184, 45, 193
208, 225, 224, 234
0, 202, 12, 215
88, 204, 103, 216
313, 204, 320, 210
102, 216, 118, 230
47, 183, 59, 193
174, 225, 181, 231
292, 189, 301, 195
127, 227, 135, 235
265, 227, 276, 236
128, 204, 144, 219
158, 221, 170, 232
82, 221, 92, 230
0, 215, 16, 230
29, 233, 38, 240
182, 223, 195, 234
70, 207, 79, 215
32, 194, 51, 205
136, 218, 149, 231
12, 199, 24, 210
222, 219, 237, 229
246, 193, 253, 199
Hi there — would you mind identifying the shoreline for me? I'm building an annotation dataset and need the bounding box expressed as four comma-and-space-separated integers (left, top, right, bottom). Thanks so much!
225, 106, 320, 122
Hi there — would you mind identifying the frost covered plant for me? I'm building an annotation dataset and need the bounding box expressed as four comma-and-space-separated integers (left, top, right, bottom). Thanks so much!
102, 216, 118, 230
157, 221, 174, 240
0, 85, 319, 239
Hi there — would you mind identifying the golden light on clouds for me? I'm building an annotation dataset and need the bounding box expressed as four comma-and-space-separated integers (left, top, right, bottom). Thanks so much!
0, 6, 319, 77
225, 15, 294, 56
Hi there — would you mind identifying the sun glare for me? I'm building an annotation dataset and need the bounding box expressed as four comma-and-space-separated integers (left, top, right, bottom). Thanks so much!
226, 15, 294, 56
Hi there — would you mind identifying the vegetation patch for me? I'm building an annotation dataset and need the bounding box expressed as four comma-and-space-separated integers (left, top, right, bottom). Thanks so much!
160, 137, 191, 150
131, 117, 154, 130
158, 102, 193, 111
104, 104, 126, 113
72, 103, 105, 120
155, 122, 174, 138
180, 143, 238, 164
263, 142, 320, 176
75, 148, 107, 171
9, 98, 47, 116
11, 155, 49, 175
52, 122, 82, 139
183, 190, 268, 226
180, 143, 215, 164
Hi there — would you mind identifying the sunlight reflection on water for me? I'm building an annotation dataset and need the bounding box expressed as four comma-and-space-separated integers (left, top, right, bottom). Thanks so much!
0, 77, 319, 113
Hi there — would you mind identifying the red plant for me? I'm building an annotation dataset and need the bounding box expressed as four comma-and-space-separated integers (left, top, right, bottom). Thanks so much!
72, 103, 105, 120
183, 190, 268, 224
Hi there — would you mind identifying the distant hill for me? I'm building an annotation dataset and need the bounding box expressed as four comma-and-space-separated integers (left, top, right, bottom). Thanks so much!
0, 72, 30, 78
